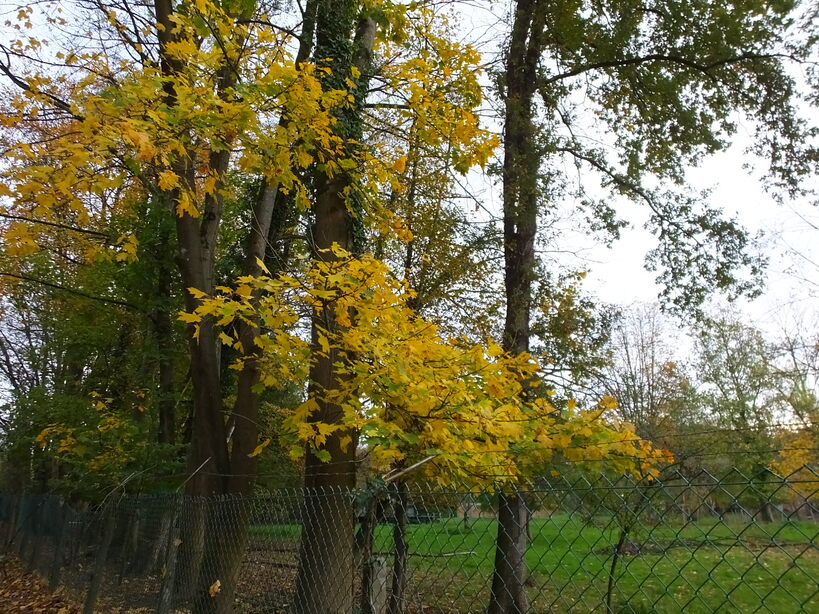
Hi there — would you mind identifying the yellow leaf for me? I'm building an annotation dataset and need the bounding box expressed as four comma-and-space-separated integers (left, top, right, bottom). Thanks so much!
203, 174, 217, 195
158, 170, 180, 191
317, 333, 330, 356
209, 579, 221, 597
295, 149, 313, 168
485, 377, 505, 399
176, 191, 200, 218
392, 155, 407, 174
487, 341, 504, 358
35, 427, 51, 448
219, 331, 233, 345
123, 126, 156, 161
315, 423, 337, 436
248, 438, 271, 457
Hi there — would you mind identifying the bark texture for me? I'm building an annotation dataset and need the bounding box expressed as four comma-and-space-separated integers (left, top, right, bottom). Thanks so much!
152, 1, 299, 610
489, 1, 547, 613
294, 6, 376, 614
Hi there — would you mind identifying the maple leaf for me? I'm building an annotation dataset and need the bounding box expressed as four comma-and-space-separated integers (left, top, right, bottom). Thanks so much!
122, 126, 157, 161
392, 155, 407, 173
208, 579, 221, 597
157, 170, 180, 190
248, 438, 271, 457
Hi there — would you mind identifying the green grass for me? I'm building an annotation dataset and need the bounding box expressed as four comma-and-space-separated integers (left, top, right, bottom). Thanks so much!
250, 515, 819, 613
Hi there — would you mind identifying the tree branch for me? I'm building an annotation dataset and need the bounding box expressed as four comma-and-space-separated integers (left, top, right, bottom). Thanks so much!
0, 213, 110, 238
0, 272, 140, 310
543, 51, 794, 85
0, 46, 83, 120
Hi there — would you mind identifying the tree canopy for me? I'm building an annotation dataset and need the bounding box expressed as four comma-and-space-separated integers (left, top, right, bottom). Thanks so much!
0, 1, 817, 612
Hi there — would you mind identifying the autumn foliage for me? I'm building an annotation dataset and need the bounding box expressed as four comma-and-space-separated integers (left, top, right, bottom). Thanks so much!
0, 0, 669, 495
183, 247, 671, 483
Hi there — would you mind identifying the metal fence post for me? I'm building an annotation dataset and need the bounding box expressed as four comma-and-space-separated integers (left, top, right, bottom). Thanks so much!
157, 500, 180, 614
48, 500, 69, 590
83, 505, 116, 614
3, 494, 20, 548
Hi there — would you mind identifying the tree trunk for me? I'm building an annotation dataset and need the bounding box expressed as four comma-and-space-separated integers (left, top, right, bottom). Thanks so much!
152, 3, 249, 610
157, 508, 180, 614
4, 495, 19, 548
190, 4, 321, 610
359, 492, 378, 614
83, 507, 116, 614
489, 492, 530, 614
189, 498, 252, 614
188, 184, 285, 614
176, 498, 206, 605
294, 443, 358, 614
489, 2, 547, 613
148, 509, 172, 574
154, 265, 177, 447
294, 7, 376, 614
388, 482, 409, 614
153, 0, 230, 501
47, 501, 68, 590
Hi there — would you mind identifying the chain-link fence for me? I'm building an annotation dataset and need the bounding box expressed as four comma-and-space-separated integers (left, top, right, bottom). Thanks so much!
1, 467, 817, 613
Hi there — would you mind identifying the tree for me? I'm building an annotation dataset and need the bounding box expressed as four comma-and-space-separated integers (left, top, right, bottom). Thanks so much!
695, 314, 776, 464
0, 1, 501, 609
770, 316, 819, 426
531, 270, 615, 398
293, 2, 376, 612
692, 313, 784, 519
0, 186, 185, 496
593, 305, 703, 448
1, 0, 343, 608
1, 1, 817, 612
769, 319, 819, 498
489, 0, 818, 610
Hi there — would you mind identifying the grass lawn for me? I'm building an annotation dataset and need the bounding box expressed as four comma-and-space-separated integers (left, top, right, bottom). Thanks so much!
250, 514, 819, 613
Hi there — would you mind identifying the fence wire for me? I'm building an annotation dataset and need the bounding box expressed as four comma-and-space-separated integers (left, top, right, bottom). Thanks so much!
1, 466, 818, 613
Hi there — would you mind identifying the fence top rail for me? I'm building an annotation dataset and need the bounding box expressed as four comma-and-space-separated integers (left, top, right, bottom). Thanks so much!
1, 463, 817, 507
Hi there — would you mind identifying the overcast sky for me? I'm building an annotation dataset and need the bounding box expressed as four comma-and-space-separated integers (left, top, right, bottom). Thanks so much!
585, 143, 819, 333
454, 1, 819, 337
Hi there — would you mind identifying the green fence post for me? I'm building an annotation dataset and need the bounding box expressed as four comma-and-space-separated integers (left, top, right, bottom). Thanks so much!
83, 505, 116, 614
157, 503, 180, 614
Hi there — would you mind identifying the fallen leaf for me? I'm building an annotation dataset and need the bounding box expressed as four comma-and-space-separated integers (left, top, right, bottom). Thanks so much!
209, 579, 221, 597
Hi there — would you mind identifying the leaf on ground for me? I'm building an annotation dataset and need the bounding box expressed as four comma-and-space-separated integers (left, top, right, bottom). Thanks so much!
209, 579, 222, 597
0, 556, 80, 613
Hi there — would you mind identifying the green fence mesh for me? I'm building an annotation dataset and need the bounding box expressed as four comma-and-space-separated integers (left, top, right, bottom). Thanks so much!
1, 466, 817, 613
